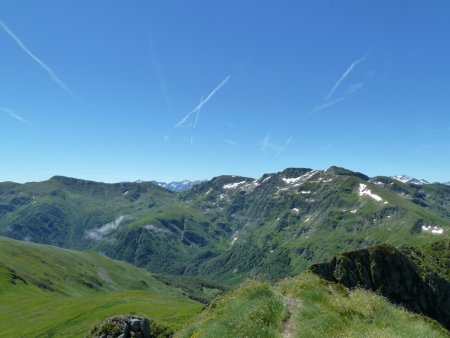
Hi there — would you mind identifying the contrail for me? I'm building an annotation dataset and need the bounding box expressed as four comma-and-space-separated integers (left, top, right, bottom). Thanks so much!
325, 53, 367, 101
175, 76, 230, 127
0, 107, 29, 124
261, 133, 272, 151
319, 137, 349, 151
0, 19, 80, 101
193, 96, 203, 128
261, 133, 293, 156
308, 97, 345, 115
309, 82, 364, 115
276, 136, 293, 156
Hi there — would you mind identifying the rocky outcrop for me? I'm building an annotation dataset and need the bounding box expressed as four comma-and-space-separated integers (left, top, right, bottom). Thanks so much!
91, 315, 174, 338
91, 315, 150, 338
309, 240, 450, 330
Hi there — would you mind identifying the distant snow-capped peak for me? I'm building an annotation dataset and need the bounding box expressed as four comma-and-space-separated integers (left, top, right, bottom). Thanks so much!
391, 175, 429, 185
152, 180, 205, 192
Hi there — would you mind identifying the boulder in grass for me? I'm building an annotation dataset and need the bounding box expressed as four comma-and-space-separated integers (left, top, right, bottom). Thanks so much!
91, 315, 150, 338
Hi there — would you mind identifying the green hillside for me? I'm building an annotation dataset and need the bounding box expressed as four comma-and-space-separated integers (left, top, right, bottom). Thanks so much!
0, 237, 202, 337
0, 176, 229, 276
1, 167, 449, 284
176, 240, 450, 337
183, 167, 450, 283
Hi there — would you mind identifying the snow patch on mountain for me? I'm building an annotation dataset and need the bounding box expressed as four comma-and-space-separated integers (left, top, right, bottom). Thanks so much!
358, 184, 383, 202
223, 181, 247, 189
230, 231, 239, 245
282, 170, 317, 186
258, 176, 272, 184
282, 177, 303, 184
241, 180, 260, 190
421, 225, 444, 235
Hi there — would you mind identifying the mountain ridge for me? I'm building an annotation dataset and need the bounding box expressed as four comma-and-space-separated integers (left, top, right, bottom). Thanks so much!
5, 169, 446, 189
0, 166, 448, 284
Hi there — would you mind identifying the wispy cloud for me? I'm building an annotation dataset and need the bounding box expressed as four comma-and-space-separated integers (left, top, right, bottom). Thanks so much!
175, 75, 230, 128
224, 139, 237, 145
358, 142, 375, 149
261, 134, 272, 151
346, 82, 364, 96
84, 215, 131, 240
225, 122, 236, 129
319, 137, 350, 152
164, 131, 170, 143
0, 19, 80, 101
261, 134, 293, 156
0, 107, 29, 124
148, 29, 170, 111
325, 53, 367, 101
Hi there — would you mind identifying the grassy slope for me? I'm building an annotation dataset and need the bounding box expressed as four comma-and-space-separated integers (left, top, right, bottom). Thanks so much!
278, 272, 449, 338
175, 280, 285, 338
0, 237, 203, 337
153, 274, 229, 304
176, 273, 449, 338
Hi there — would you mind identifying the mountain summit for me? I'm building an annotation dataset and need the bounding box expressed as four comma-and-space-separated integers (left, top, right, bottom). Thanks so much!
391, 175, 430, 185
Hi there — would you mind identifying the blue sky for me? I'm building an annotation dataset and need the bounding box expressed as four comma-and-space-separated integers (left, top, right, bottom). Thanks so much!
1, 1, 450, 183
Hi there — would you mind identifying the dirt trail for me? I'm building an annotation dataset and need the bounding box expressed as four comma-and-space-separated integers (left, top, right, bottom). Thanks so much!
281, 295, 300, 338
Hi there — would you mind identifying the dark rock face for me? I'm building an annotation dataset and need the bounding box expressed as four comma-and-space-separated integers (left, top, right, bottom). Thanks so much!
310, 242, 450, 330
91, 315, 150, 338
